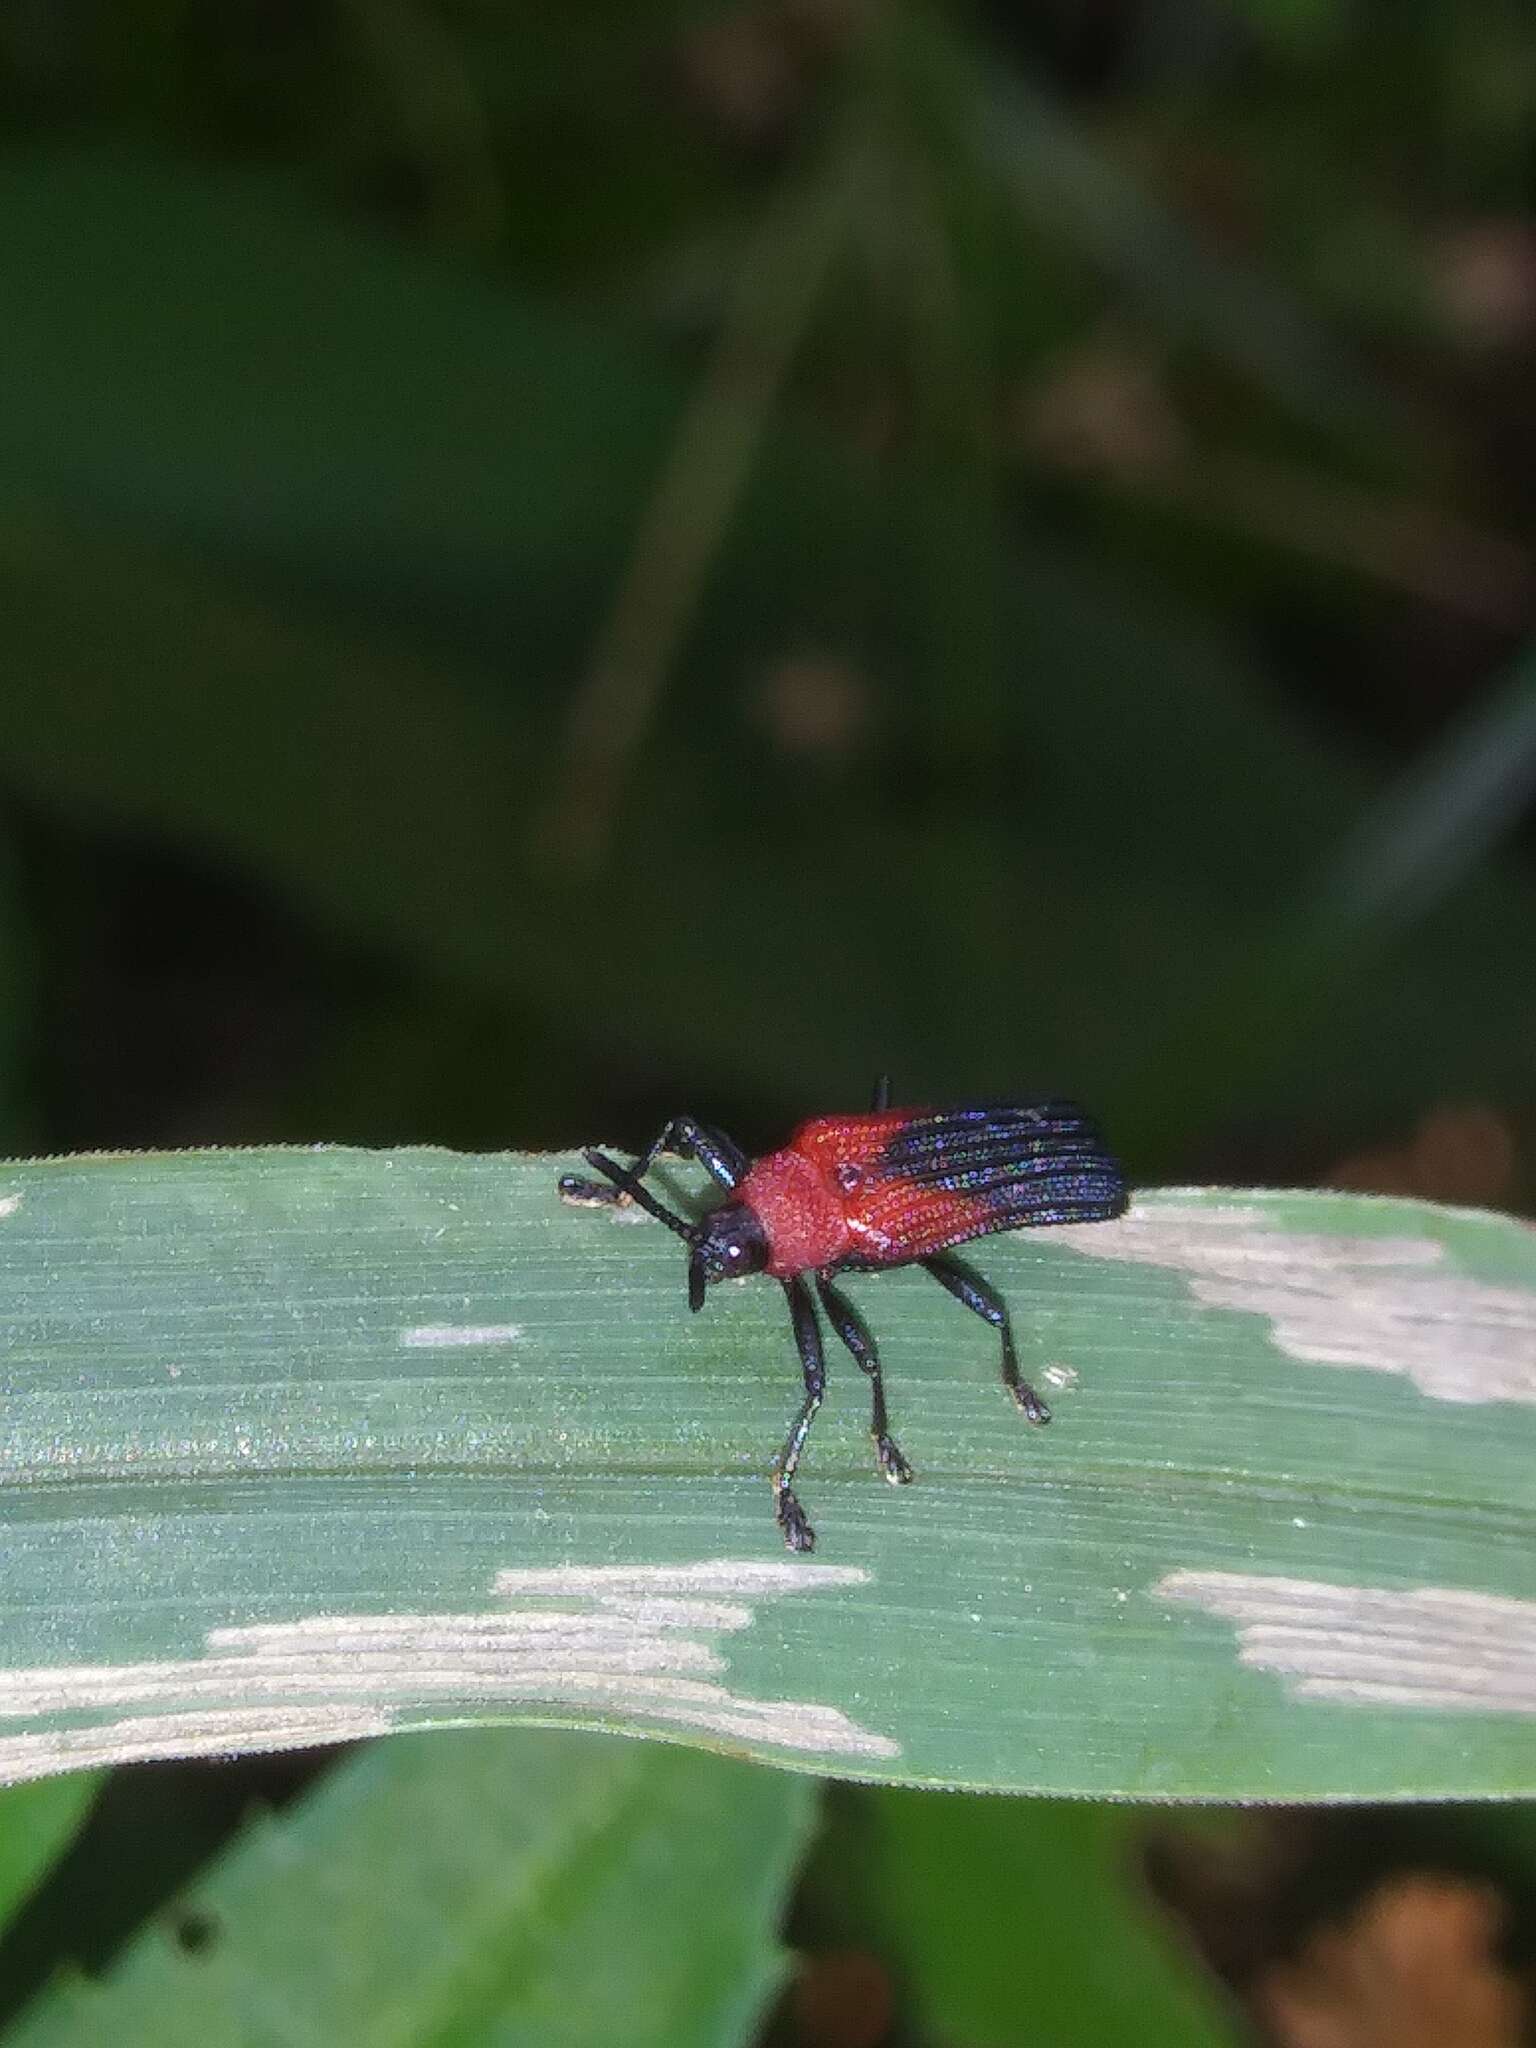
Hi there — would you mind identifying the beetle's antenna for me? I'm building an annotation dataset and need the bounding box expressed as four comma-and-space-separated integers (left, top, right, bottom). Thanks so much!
581, 1148, 702, 1243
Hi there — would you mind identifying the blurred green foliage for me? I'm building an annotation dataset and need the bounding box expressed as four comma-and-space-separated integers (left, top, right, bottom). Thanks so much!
0, 1, 1532, 2042
6, 1734, 816, 2048
799, 1787, 1237, 2046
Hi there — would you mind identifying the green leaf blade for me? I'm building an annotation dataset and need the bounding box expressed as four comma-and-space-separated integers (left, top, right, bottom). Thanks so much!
5, 1730, 814, 2048
0, 1775, 102, 1937
0, 1151, 1530, 1799
819, 1790, 1236, 2048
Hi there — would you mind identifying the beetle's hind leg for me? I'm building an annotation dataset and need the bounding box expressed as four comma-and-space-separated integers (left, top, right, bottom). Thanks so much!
773, 1276, 826, 1552
816, 1275, 913, 1485
921, 1252, 1051, 1425
558, 1115, 748, 1207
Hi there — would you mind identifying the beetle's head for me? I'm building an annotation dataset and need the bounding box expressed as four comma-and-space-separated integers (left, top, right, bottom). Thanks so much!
577, 1149, 769, 1313
688, 1202, 770, 1309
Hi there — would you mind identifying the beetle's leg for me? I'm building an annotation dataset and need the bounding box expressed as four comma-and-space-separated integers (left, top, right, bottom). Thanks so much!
656, 1117, 749, 1192
815, 1274, 912, 1485
920, 1252, 1051, 1425
869, 1074, 891, 1113
772, 1276, 826, 1553
558, 1115, 748, 1206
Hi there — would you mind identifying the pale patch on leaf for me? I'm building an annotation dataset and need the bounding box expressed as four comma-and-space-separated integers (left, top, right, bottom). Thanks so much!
0, 1559, 898, 1782
1071, 1202, 1536, 1405
1158, 1571, 1536, 1715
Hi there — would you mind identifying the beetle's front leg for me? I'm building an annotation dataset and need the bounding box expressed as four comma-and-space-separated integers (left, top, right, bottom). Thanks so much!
558, 1115, 748, 1207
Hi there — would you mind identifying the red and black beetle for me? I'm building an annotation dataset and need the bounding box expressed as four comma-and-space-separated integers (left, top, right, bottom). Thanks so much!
559, 1078, 1128, 1552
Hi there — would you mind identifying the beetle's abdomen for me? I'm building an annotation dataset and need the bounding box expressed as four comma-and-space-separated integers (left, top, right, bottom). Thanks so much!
737, 1148, 852, 1277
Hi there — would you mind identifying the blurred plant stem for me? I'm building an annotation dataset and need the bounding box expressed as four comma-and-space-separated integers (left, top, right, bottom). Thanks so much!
1315, 641, 1536, 942
898, 3, 1407, 457
538, 116, 876, 873
1057, 431, 1534, 627
895, 140, 1004, 765
1119, 642, 1536, 1158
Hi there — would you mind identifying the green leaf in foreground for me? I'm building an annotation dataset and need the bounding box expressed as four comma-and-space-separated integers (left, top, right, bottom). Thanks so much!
806, 1788, 1235, 2048
5, 1728, 813, 2048
0, 1774, 102, 1936
0, 1148, 1530, 1799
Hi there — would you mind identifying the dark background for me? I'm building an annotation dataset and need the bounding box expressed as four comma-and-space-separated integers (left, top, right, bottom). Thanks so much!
0, 0, 1531, 1198
0, 1, 1532, 2039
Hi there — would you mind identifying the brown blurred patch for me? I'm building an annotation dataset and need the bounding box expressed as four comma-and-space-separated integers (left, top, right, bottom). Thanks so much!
1327, 1103, 1518, 1207
1145, 1810, 1327, 1990
675, 1, 869, 151
676, 9, 806, 152
1016, 329, 1184, 481
1257, 1874, 1525, 2048
790, 1946, 895, 2048
750, 651, 873, 762
1432, 221, 1536, 354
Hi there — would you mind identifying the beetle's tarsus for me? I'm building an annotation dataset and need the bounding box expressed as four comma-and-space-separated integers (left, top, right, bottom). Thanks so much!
775, 1486, 816, 1553
875, 1434, 914, 1485
1012, 1384, 1051, 1425
557, 1173, 629, 1208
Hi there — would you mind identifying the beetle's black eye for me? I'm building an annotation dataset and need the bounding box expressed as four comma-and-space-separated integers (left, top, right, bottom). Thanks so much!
699, 1202, 769, 1283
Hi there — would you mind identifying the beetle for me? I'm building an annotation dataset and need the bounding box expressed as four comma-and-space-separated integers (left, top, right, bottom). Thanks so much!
558, 1078, 1128, 1552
